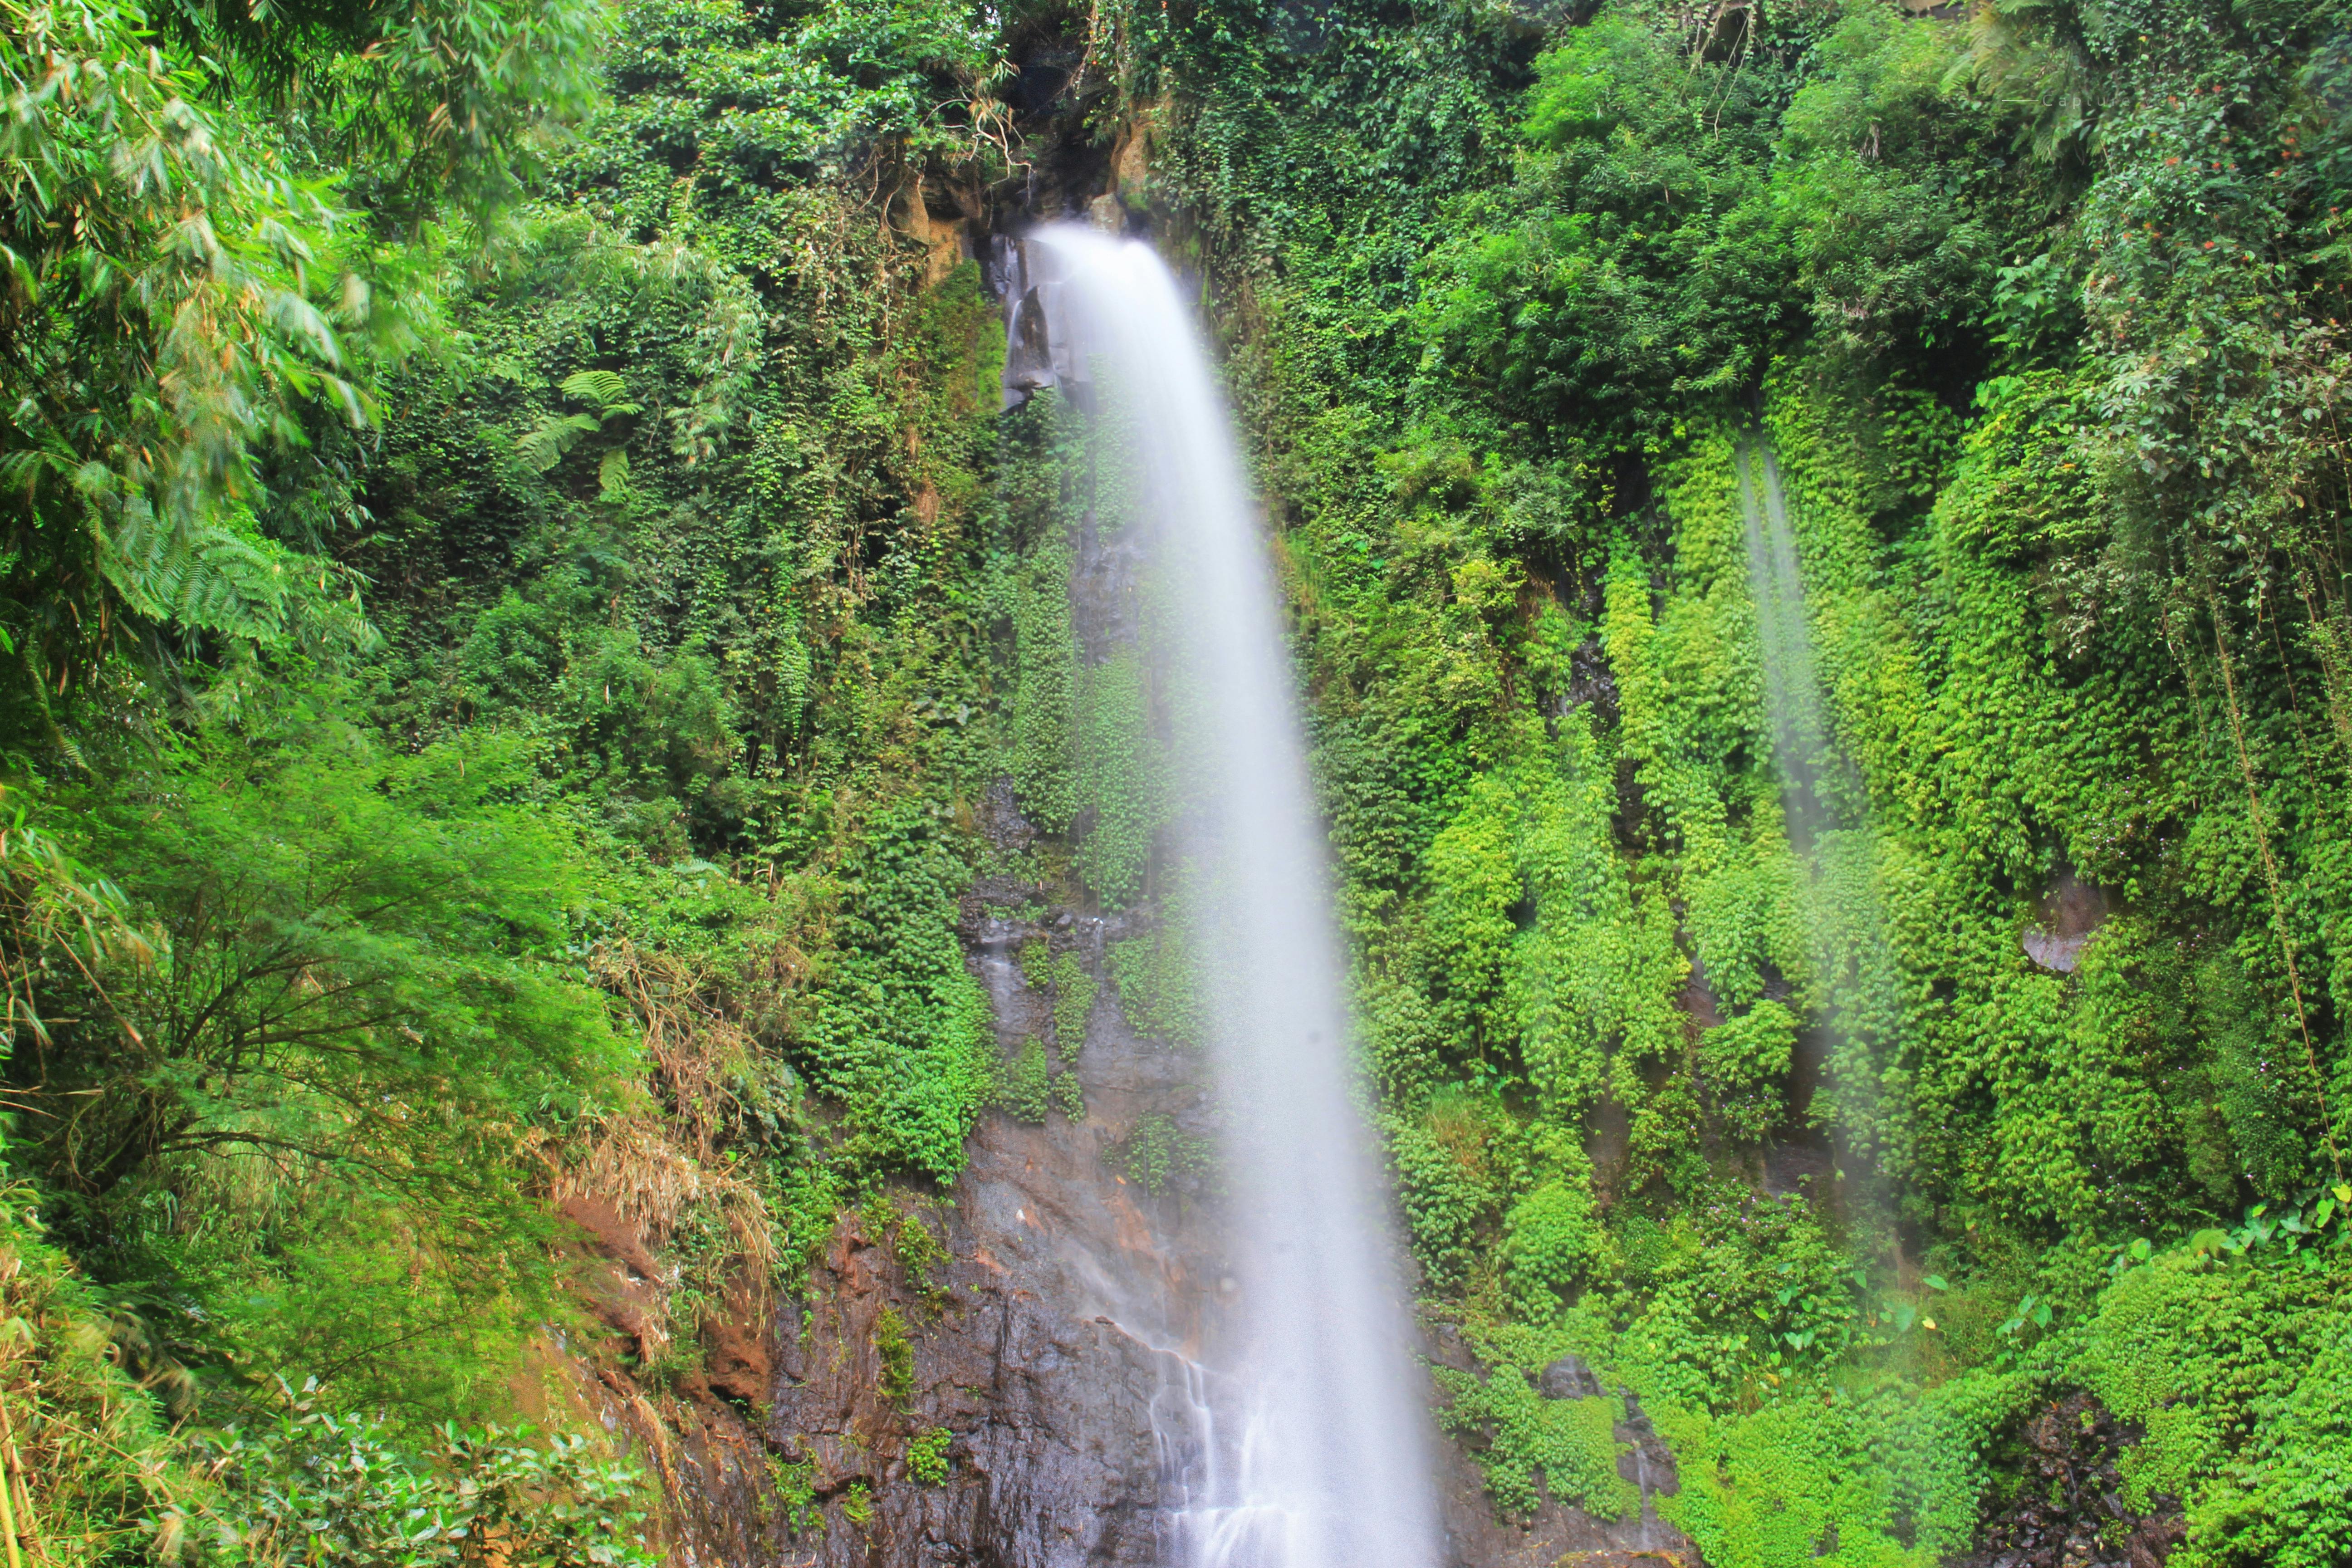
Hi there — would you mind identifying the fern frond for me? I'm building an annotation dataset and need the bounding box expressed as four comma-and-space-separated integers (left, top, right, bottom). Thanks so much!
516, 412, 602, 472
96, 503, 289, 641
0, 447, 72, 494
560, 370, 635, 413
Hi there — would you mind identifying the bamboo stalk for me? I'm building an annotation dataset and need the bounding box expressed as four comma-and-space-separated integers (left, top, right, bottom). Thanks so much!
0, 1389, 26, 1568
2209, 587, 2347, 1182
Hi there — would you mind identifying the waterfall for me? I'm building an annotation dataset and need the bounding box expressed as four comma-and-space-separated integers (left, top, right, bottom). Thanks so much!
1014, 225, 1438, 1568
1736, 436, 1838, 846
1734, 431, 1899, 1231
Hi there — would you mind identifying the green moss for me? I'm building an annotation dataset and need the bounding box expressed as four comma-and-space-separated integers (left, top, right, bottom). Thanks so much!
1695, 1002, 1797, 1142
1074, 647, 1160, 905
1653, 1392, 1931, 1568
1019, 936, 1053, 992
1012, 530, 1080, 832
890, 1206, 953, 1311
1424, 774, 1521, 1050
1110, 1112, 1213, 1195
1108, 928, 1201, 1048
995, 1037, 1053, 1123
908, 1426, 953, 1485
1434, 1360, 1637, 1522
1499, 1167, 1604, 1321
796, 805, 997, 1183
769, 1457, 819, 1538
1050, 950, 1097, 1061
874, 1306, 915, 1409
2071, 1240, 2352, 1562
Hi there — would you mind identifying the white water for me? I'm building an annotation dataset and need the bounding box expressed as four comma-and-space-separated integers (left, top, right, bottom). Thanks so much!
1734, 432, 1903, 1229
1019, 226, 1438, 1568
1736, 436, 1834, 844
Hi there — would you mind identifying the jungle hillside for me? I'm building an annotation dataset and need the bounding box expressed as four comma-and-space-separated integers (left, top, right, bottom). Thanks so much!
3, 0, 2350, 1563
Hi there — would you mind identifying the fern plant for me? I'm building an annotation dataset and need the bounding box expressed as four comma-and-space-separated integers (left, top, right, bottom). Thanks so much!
517, 370, 641, 495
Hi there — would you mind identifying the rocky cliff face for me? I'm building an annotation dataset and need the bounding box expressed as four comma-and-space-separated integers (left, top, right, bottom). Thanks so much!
760, 814, 1223, 1568
731, 793, 1697, 1568
535, 778, 1704, 1568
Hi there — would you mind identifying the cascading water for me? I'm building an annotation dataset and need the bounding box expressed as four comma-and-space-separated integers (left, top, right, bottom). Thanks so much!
1011, 225, 1439, 1568
1736, 437, 1837, 848
1734, 433, 1897, 1228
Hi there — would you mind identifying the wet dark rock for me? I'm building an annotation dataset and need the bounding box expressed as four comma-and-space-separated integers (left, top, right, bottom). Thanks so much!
1068, 492, 1147, 662
1546, 634, 1619, 730
1583, 1095, 1634, 1204
1004, 284, 1058, 400
1677, 952, 1725, 1032
1426, 1321, 1478, 1374
2023, 871, 2111, 974
756, 884, 1229, 1568
1537, 1355, 1603, 1401
975, 779, 1038, 855
1957, 1392, 2184, 1568
1611, 1393, 1679, 1499
769, 1208, 1170, 1568
700, 1300, 770, 1408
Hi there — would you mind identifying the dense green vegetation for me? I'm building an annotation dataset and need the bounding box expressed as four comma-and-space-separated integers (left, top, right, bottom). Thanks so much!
5, 0, 2351, 1559
1, 0, 1019, 1549
1130, 0, 2352, 1560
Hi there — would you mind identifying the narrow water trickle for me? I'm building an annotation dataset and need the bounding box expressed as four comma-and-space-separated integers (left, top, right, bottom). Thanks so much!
1013, 226, 1439, 1568
1736, 436, 1838, 846
1734, 431, 1900, 1232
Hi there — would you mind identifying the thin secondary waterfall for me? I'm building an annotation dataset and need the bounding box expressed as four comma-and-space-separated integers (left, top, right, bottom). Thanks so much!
1017, 225, 1438, 1568
1736, 436, 1837, 847
1734, 432, 1897, 1230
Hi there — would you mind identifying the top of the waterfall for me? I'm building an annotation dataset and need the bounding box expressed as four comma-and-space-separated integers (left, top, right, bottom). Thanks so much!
1000, 229, 1088, 408
998, 226, 1193, 412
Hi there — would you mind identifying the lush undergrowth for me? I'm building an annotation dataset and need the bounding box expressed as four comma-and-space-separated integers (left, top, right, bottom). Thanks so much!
6, 0, 2351, 1560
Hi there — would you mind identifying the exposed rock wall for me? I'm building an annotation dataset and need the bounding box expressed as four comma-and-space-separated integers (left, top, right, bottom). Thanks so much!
1955, 1394, 2184, 1568
760, 836, 1225, 1568
745, 829, 1699, 1568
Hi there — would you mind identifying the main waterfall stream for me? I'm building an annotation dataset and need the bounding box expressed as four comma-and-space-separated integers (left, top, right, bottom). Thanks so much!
1014, 227, 1438, 1568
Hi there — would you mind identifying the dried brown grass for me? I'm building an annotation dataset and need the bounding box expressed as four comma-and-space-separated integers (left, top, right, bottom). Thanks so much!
529, 942, 782, 1352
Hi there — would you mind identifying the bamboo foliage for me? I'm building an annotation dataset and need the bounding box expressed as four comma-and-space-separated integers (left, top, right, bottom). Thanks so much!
0, 0, 608, 684
1, 0, 363, 662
